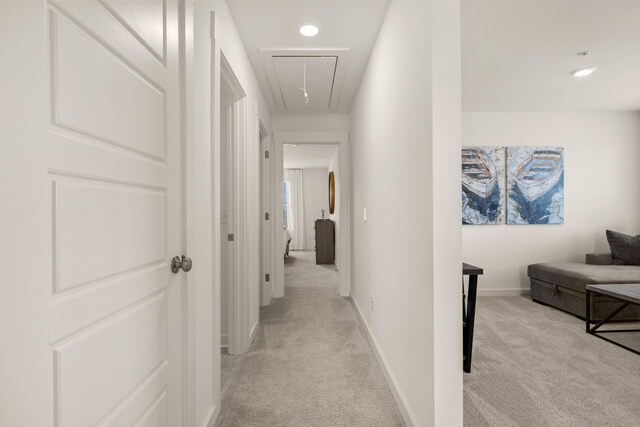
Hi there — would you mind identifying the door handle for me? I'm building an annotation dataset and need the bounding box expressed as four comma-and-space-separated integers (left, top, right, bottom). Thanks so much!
171, 255, 193, 273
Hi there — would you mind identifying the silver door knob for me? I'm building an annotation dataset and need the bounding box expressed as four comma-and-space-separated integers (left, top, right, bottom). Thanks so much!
171, 255, 193, 273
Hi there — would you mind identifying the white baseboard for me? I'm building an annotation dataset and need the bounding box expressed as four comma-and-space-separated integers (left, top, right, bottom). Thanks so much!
202, 404, 218, 427
348, 297, 416, 427
477, 289, 530, 297
249, 320, 259, 341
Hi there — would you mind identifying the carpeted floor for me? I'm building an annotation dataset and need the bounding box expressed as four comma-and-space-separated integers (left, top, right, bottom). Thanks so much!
217, 255, 640, 426
465, 296, 640, 426
220, 349, 240, 397
214, 250, 405, 427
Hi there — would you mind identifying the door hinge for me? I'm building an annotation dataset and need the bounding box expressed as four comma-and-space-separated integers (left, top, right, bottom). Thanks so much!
264, 212, 270, 220
228, 233, 234, 242
265, 273, 270, 282
264, 150, 270, 159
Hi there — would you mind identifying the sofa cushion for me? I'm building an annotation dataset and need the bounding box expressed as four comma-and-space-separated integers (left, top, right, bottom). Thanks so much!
528, 262, 640, 293
606, 229, 640, 265
585, 253, 613, 265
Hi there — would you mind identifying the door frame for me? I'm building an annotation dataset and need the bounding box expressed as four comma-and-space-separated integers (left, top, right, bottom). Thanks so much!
220, 54, 249, 356
259, 120, 274, 306
272, 131, 351, 297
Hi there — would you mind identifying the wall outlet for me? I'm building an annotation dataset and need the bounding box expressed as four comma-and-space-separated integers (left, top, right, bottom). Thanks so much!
363, 208, 367, 222
370, 295, 374, 311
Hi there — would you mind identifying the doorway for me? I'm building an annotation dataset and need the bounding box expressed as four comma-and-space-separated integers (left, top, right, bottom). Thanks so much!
219, 54, 246, 356
270, 131, 351, 298
282, 144, 340, 291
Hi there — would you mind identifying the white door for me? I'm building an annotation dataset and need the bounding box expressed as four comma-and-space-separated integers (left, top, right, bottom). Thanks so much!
0, 1, 184, 426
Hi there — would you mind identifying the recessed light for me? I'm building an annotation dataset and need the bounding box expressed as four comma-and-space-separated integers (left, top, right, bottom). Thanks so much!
300, 24, 319, 37
572, 67, 597, 77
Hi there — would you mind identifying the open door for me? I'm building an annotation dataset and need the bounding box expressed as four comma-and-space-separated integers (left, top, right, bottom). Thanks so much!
1, 1, 184, 425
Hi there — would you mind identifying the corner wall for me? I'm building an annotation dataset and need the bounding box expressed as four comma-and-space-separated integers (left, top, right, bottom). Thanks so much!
302, 168, 330, 250
329, 149, 341, 269
462, 112, 640, 294
191, 1, 271, 425
349, 1, 462, 425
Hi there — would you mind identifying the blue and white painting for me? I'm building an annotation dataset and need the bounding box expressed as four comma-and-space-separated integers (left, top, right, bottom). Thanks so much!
462, 147, 506, 225
507, 147, 564, 225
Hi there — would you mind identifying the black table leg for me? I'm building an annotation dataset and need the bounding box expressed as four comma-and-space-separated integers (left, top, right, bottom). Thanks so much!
464, 274, 478, 373
462, 279, 466, 322
585, 288, 640, 355
585, 289, 591, 333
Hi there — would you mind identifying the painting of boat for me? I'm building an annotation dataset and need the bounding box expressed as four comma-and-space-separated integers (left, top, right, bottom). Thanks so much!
507, 146, 564, 225
461, 148, 497, 199
461, 147, 505, 225
461, 191, 469, 212
513, 150, 563, 202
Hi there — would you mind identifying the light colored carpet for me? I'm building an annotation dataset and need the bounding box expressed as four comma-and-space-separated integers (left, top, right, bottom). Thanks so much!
465, 296, 640, 427
283, 250, 339, 288
214, 251, 405, 427
220, 349, 240, 397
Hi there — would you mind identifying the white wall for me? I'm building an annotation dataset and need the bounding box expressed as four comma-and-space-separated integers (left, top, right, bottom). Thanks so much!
349, 1, 462, 426
271, 113, 350, 132
462, 112, 640, 294
192, 1, 271, 424
301, 168, 330, 250
329, 149, 341, 269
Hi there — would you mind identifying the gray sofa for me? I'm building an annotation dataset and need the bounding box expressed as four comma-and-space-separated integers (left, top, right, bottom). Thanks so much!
529, 253, 640, 321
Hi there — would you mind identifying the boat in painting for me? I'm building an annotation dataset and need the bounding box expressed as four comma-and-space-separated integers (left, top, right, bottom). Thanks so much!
461, 148, 497, 199
514, 149, 563, 202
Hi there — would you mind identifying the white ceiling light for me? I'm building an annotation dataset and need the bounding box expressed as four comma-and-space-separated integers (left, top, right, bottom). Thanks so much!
572, 67, 597, 77
299, 24, 319, 37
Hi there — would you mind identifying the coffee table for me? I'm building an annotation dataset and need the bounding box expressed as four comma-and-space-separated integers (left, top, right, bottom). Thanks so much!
585, 283, 640, 355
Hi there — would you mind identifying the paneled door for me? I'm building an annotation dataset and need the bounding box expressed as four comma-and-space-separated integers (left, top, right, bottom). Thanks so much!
0, 1, 184, 426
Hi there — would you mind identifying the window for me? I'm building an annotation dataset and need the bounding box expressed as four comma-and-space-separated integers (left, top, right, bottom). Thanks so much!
282, 181, 289, 228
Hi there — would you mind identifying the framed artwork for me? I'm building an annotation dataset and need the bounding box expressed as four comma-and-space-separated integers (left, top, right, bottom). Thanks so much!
461, 147, 506, 225
506, 147, 564, 225
328, 171, 336, 214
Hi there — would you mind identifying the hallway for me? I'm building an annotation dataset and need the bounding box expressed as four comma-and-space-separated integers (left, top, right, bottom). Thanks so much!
215, 251, 405, 426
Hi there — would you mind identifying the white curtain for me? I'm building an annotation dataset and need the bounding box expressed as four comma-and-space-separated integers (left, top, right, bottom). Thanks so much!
284, 169, 306, 250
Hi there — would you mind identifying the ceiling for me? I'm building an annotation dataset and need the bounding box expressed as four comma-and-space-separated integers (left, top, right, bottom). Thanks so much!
462, 1, 640, 112
283, 144, 338, 169
227, 0, 390, 113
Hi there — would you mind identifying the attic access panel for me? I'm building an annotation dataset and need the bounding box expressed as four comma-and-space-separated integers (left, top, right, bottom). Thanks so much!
272, 56, 338, 110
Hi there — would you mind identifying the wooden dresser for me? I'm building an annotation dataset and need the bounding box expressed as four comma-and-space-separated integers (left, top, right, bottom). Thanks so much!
314, 219, 335, 265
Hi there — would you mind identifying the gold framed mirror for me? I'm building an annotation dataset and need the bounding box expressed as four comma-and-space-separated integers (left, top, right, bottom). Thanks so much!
328, 171, 336, 214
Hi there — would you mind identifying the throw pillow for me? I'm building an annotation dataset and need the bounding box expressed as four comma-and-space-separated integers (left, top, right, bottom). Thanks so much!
606, 229, 640, 265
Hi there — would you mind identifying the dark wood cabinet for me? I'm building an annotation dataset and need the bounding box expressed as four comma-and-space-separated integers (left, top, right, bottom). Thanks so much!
315, 219, 335, 265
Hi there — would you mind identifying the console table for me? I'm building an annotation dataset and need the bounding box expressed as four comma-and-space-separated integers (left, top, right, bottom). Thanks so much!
463, 263, 482, 373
